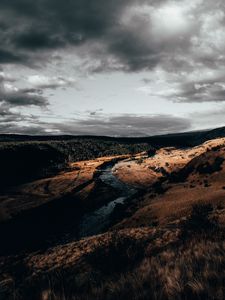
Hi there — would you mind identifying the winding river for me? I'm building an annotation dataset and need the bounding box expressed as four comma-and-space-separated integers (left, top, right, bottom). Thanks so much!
78, 161, 137, 238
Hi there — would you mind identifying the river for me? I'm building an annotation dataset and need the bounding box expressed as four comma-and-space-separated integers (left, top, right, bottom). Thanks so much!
78, 162, 137, 237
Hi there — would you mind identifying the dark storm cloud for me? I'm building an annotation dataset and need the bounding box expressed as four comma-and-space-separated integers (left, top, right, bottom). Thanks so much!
0, 49, 26, 64
1, 0, 225, 136
0, 0, 138, 54
0, 0, 224, 75
0, 0, 176, 70
14, 30, 64, 50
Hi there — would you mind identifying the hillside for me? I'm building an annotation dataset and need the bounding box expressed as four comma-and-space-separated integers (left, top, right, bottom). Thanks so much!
0, 139, 149, 190
1, 125, 225, 190
0, 129, 225, 299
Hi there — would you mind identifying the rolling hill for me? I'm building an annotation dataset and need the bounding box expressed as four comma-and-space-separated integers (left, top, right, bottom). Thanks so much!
0, 127, 225, 299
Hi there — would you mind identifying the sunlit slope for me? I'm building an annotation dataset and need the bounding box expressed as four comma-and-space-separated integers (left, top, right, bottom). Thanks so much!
114, 138, 225, 229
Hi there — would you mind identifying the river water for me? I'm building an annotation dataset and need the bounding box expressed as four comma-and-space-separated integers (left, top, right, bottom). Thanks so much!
78, 163, 137, 237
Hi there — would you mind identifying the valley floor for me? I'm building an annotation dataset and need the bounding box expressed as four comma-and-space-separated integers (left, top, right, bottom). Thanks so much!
1, 137, 225, 299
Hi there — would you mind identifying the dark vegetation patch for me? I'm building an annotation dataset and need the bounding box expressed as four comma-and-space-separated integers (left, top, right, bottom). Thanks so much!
203, 180, 211, 187
0, 191, 83, 255
151, 178, 169, 195
169, 153, 224, 183
0, 143, 67, 190
180, 203, 219, 239
147, 148, 157, 157
196, 156, 224, 175
86, 233, 145, 274
169, 164, 194, 183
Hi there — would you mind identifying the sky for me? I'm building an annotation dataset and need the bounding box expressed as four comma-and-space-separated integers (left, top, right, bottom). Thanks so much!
0, 0, 225, 136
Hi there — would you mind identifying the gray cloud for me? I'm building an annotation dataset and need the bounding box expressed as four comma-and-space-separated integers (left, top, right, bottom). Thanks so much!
0, 72, 77, 108
0, 73, 48, 107
14, 30, 64, 50
0, 88, 47, 106
0, 101, 45, 135
0, 0, 225, 135
0, 122, 47, 135
27, 75, 76, 90
0, 0, 140, 65
0, 104, 28, 130
0, 0, 202, 71
0, 110, 191, 136
0, 49, 26, 64
43, 114, 191, 137
0, 0, 224, 76
174, 82, 225, 103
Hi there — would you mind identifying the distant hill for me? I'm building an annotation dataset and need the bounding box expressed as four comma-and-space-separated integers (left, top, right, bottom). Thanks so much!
0, 126, 225, 147
0, 126, 225, 189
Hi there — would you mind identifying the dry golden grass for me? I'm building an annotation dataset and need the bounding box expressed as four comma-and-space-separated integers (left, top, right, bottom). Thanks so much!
1, 138, 225, 299
113, 138, 225, 188
114, 138, 225, 229
6, 227, 224, 300
0, 155, 128, 221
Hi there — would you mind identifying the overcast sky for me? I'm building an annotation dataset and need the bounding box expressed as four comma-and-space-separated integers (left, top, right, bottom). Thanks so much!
0, 0, 225, 136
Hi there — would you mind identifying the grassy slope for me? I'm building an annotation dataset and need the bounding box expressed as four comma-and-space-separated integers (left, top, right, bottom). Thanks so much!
1, 138, 225, 299
1, 218, 224, 300
1, 129, 225, 299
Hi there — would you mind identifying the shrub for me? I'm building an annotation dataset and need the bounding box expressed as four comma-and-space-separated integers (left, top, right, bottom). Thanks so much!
86, 233, 145, 274
181, 203, 218, 238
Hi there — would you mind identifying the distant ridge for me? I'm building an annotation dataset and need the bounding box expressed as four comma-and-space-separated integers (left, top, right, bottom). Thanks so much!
0, 126, 225, 147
